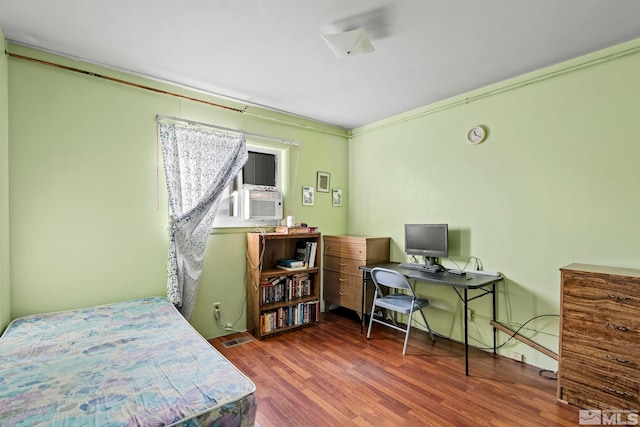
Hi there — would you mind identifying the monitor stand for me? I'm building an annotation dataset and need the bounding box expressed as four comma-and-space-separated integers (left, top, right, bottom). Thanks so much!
425, 257, 438, 268
425, 257, 444, 272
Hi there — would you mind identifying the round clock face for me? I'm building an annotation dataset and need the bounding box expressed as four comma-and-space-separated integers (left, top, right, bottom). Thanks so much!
467, 126, 486, 144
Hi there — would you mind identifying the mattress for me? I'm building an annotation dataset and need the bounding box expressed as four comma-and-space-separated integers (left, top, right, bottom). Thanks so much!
0, 296, 257, 426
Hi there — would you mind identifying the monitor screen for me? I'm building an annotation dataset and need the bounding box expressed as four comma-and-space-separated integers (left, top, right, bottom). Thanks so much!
404, 224, 448, 260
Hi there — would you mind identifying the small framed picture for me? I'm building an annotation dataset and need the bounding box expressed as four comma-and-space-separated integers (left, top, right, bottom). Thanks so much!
316, 171, 330, 192
302, 186, 315, 206
332, 188, 343, 207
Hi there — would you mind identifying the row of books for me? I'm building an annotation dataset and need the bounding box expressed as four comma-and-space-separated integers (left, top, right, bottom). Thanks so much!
260, 273, 312, 304
275, 240, 319, 271
295, 240, 318, 268
260, 300, 320, 334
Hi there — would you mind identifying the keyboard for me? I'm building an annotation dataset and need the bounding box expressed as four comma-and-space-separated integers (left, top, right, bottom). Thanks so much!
398, 263, 445, 273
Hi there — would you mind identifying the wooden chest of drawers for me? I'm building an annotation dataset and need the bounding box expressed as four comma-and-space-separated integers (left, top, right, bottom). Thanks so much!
323, 235, 390, 319
558, 263, 640, 411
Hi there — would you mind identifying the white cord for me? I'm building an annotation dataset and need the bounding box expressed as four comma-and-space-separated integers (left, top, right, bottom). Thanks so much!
446, 255, 483, 272
219, 228, 267, 331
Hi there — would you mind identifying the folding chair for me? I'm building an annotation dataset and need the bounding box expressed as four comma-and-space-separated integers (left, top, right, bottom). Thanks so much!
366, 267, 435, 354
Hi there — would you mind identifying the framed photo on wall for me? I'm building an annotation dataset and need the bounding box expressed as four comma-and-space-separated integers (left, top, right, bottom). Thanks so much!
332, 188, 343, 207
302, 186, 315, 206
316, 171, 330, 192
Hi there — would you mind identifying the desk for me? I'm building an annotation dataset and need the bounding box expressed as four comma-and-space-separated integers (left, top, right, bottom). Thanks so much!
359, 262, 503, 376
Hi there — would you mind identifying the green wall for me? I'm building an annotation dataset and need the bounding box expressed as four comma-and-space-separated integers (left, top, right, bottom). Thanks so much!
0, 29, 10, 331
7, 34, 640, 371
348, 39, 640, 370
6, 44, 349, 338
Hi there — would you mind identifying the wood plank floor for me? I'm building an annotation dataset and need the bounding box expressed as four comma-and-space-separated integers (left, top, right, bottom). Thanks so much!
209, 309, 579, 427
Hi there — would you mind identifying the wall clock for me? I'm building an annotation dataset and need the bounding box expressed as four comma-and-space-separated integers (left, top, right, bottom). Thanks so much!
467, 126, 487, 145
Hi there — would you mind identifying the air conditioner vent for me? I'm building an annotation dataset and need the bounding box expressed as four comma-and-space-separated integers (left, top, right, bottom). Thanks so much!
243, 190, 282, 220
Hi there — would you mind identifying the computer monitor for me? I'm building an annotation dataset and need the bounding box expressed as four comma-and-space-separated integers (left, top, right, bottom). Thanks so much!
404, 224, 448, 267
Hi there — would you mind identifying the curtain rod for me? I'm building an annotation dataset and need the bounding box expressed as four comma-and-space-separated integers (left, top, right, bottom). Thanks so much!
6, 51, 245, 114
156, 115, 301, 147
7, 49, 349, 138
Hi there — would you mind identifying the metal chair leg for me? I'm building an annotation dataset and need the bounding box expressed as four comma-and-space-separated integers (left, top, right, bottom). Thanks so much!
402, 310, 413, 355
419, 307, 435, 342
366, 298, 377, 339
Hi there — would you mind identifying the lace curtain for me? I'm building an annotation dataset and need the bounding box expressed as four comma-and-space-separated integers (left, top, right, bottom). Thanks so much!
158, 121, 248, 319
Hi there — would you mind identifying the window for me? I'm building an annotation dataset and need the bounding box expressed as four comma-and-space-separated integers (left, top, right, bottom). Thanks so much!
244, 151, 277, 187
212, 144, 284, 228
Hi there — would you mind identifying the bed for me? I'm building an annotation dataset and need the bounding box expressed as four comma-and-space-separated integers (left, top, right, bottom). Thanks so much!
0, 296, 257, 426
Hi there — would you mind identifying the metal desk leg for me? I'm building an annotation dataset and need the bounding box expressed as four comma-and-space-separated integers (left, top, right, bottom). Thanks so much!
464, 288, 469, 376
361, 271, 366, 333
492, 283, 497, 354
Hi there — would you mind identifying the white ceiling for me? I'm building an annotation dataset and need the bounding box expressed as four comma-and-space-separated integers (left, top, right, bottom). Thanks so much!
2, 1, 640, 129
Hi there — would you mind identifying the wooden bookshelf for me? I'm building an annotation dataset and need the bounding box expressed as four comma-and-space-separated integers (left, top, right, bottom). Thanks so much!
246, 232, 321, 339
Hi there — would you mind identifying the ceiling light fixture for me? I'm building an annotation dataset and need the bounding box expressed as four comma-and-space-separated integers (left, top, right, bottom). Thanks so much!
321, 27, 375, 58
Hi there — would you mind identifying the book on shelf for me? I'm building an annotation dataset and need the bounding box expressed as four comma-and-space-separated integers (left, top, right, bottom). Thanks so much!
295, 241, 309, 264
294, 240, 318, 268
278, 259, 304, 268
307, 241, 318, 268
275, 226, 312, 234
260, 300, 320, 334
260, 273, 311, 305
276, 264, 307, 271
261, 275, 285, 288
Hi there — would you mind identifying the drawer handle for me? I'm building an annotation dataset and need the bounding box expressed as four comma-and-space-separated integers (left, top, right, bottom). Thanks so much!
603, 386, 635, 398
606, 323, 635, 332
338, 278, 347, 282
339, 263, 348, 267
606, 354, 632, 364
607, 294, 634, 301
339, 292, 347, 295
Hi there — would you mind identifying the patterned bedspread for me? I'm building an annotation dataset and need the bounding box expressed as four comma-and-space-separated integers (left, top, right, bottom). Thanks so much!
0, 297, 257, 426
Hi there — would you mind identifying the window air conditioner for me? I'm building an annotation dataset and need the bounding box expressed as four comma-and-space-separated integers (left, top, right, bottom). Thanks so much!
243, 189, 283, 221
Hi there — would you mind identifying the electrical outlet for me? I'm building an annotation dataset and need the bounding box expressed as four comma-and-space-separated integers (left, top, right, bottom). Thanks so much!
213, 302, 221, 313
511, 352, 523, 362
